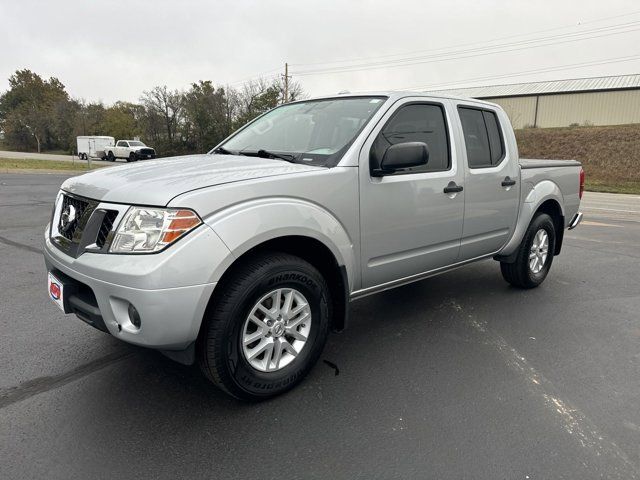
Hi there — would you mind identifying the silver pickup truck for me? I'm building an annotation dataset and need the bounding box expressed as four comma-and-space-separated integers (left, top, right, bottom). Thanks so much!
44, 92, 584, 400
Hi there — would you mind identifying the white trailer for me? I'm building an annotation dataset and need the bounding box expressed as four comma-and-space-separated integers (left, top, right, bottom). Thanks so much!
76, 136, 115, 160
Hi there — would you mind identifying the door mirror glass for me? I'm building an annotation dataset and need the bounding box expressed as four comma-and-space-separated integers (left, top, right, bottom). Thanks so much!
376, 142, 429, 175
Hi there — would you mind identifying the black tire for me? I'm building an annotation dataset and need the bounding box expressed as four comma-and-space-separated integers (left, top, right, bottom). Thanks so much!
127, 152, 136, 162
107, 151, 115, 162
198, 252, 330, 401
500, 213, 556, 289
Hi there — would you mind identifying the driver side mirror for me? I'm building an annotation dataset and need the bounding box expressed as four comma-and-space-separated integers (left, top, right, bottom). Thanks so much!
372, 142, 429, 176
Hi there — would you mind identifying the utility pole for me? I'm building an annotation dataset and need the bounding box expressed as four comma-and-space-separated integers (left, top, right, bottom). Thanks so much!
282, 62, 290, 104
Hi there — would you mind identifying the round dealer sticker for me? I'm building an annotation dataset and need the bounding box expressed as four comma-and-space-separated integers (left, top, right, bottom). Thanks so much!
50, 282, 61, 300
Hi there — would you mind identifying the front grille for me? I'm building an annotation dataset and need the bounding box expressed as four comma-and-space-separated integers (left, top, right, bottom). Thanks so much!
96, 210, 118, 248
58, 195, 90, 241
139, 148, 155, 155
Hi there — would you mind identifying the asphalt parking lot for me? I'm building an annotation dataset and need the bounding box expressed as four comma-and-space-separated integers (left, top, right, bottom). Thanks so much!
1, 173, 639, 479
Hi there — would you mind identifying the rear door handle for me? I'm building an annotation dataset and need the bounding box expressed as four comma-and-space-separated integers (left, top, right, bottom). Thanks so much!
443, 182, 463, 194
501, 176, 516, 187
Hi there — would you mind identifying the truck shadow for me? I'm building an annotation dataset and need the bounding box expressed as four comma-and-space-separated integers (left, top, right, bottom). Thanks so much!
40, 258, 563, 464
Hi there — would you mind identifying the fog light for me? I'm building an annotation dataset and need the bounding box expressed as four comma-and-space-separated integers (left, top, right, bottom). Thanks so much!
128, 303, 141, 328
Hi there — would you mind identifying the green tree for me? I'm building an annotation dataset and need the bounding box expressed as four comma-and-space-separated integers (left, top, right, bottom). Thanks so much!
103, 101, 140, 141
0, 69, 69, 152
182, 81, 230, 152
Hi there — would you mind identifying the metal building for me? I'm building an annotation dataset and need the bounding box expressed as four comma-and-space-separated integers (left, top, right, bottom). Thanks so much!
429, 74, 640, 129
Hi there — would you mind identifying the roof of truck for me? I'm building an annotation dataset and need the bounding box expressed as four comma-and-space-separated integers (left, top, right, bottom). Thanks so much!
309, 90, 498, 106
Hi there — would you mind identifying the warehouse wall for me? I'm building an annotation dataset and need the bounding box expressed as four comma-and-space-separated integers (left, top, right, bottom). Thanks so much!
536, 90, 640, 128
488, 96, 537, 129
484, 89, 640, 129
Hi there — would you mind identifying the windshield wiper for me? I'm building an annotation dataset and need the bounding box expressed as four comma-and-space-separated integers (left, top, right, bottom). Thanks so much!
212, 146, 236, 155
256, 149, 297, 163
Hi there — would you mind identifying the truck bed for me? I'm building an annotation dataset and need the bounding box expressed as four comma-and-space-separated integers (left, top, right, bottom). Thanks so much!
519, 158, 582, 169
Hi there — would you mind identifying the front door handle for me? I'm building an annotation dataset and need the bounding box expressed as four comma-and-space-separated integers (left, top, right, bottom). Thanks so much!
501, 176, 516, 187
443, 182, 463, 194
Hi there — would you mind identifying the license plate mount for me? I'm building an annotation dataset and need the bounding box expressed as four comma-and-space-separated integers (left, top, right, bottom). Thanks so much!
48, 271, 66, 312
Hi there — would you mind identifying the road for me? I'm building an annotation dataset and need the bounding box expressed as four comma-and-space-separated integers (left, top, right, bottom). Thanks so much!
1, 173, 639, 479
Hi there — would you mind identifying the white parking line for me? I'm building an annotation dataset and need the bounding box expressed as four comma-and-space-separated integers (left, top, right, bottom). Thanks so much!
583, 207, 640, 214
581, 221, 623, 228
466, 316, 640, 477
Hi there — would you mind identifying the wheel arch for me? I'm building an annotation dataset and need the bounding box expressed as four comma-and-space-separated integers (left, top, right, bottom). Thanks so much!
536, 198, 564, 255
204, 234, 350, 338
496, 181, 565, 261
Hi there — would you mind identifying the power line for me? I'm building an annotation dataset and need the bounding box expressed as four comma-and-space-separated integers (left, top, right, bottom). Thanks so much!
292, 21, 640, 76
401, 54, 640, 91
225, 68, 282, 87
208, 9, 640, 91
289, 9, 640, 69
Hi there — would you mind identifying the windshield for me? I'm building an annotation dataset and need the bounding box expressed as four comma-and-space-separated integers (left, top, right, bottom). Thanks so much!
216, 96, 387, 166
129, 141, 146, 146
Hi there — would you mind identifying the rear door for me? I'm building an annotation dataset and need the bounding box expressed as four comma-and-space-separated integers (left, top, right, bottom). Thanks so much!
455, 103, 520, 259
359, 98, 465, 289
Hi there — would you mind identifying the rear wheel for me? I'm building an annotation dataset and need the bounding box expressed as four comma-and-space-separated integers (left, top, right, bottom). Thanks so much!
107, 151, 115, 162
500, 213, 556, 289
198, 252, 330, 401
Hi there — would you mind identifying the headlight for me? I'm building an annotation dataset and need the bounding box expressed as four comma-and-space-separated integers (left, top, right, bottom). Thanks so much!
110, 207, 202, 253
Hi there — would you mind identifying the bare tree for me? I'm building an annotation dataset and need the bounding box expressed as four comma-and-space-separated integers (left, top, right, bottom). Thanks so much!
139, 86, 184, 141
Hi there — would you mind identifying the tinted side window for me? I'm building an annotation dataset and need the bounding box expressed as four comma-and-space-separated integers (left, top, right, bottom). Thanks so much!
459, 107, 505, 168
458, 107, 491, 168
371, 103, 450, 174
483, 110, 504, 164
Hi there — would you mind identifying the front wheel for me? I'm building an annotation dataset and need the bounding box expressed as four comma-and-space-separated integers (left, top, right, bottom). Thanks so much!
500, 213, 556, 289
198, 252, 330, 401
127, 152, 137, 162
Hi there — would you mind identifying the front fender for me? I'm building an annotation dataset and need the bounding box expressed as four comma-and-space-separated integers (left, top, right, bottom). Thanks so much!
203, 197, 356, 288
498, 180, 565, 257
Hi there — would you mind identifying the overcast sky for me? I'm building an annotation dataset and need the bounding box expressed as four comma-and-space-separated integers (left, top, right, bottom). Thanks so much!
1, 0, 639, 104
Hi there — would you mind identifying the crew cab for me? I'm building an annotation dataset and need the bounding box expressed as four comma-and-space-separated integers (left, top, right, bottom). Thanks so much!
105, 140, 156, 162
44, 92, 584, 400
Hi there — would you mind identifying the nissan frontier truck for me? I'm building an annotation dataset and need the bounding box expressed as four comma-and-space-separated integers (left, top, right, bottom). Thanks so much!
45, 92, 584, 400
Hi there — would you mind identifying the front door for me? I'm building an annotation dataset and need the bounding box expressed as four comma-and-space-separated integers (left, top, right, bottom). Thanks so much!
456, 104, 520, 259
359, 99, 465, 290
116, 141, 128, 157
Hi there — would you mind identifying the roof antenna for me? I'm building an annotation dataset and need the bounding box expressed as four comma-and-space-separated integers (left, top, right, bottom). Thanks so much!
338, 90, 350, 95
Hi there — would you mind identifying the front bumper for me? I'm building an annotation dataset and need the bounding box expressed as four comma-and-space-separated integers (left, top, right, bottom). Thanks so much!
44, 223, 230, 350
133, 150, 156, 159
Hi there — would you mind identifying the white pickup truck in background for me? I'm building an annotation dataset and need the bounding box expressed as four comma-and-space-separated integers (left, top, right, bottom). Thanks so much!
104, 140, 156, 162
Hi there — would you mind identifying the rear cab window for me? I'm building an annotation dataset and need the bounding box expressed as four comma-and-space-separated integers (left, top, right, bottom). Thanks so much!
458, 106, 505, 168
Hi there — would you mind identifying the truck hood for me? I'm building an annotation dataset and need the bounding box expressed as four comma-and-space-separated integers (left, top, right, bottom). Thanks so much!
61, 154, 324, 205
